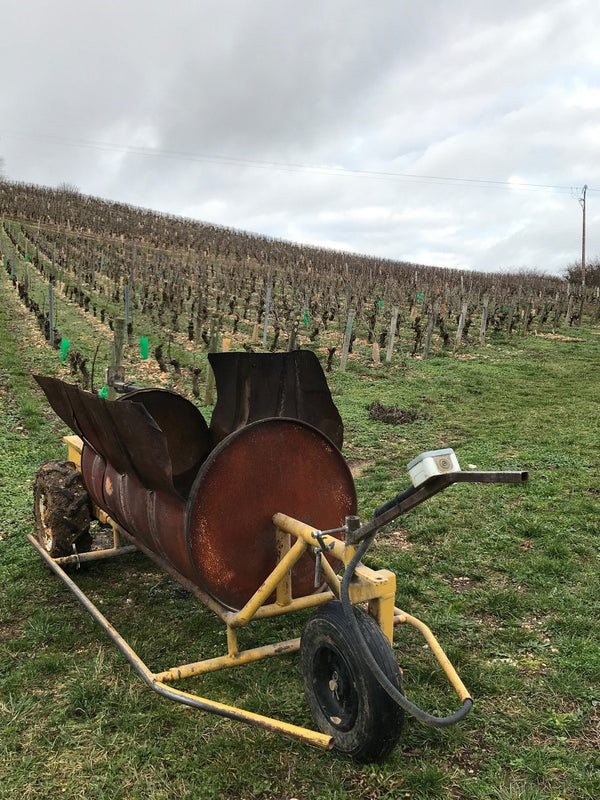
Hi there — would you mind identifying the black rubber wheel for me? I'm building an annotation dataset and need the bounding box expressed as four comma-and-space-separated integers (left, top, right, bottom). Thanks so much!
33, 460, 91, 557
300, 601, 404, 762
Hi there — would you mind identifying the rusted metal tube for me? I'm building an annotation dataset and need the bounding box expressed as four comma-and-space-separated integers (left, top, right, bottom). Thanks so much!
79, 418, 355, 611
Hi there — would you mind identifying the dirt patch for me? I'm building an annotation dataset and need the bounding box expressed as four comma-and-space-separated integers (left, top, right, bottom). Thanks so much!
0, 619, 24, 643
375, 527, 413, 550
367, 402, 420, 425
89, 520, 117, 550
448, 575, 478, 592
447, 748, 482, 776
347, 459, 373, 478
535, 333, 584, 342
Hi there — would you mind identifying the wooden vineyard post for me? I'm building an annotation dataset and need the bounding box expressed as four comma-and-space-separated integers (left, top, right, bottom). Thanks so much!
340, 309, 354, 371
577, 288, 586, 328
130, 244, 136, 292
564, 290, 574, 327
479, 296, 489, 346
262, 283, 272, 348
454, 301, 468, 353
372, 342, 381, 365
505, 302, 516, 338
107, 318, 126, 401
522, 297, 533, 336
422, 300, 440, 360
385, 307, 399, 362
593, 287, 600, 323
48, 283, 55, 347
287, 314, 300, 352
552, 292, 561, 328
204, 316, 219, 405
124, 285, 131, 342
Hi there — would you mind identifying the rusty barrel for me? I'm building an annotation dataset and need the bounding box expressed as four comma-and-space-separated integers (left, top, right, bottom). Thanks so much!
185, 417, 356, 609
35, 364, 356, 611
81, 416, 355, 609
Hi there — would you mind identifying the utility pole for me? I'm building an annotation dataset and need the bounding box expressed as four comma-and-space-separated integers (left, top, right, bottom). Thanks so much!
580, 185, 587, 288
575, 185, 588, 326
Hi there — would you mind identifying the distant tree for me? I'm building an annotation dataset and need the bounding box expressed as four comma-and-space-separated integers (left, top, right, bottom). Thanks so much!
57, 181, 81, 194
563, 258, 600, 287
0, 157, 5, 180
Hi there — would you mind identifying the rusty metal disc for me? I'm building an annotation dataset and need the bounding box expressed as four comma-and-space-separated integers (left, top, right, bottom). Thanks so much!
186, 418, 356, 610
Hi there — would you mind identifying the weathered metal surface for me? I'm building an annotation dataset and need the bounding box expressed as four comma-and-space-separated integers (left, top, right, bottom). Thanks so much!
208, 351, 344, 450
81, 445, 194, 580
186, 418, 356, 610
36, 355, 355, 609
121, 388, 212, 494
35, 376, 210, 497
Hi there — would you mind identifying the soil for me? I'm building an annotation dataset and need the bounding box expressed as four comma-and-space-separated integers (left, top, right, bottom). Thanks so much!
367, 402, 420, 425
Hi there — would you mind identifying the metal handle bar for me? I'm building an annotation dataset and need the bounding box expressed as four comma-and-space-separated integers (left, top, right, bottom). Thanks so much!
346, 470, 528, 545
341, 468, 527, 725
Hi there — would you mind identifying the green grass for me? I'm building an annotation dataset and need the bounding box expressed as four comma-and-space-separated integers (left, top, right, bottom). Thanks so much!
1, 262, 599, 799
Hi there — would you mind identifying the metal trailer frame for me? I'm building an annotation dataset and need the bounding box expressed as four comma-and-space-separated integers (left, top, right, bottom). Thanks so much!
28, 434, 526, 750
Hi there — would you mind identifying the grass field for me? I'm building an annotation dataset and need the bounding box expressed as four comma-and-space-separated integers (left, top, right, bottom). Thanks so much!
1, 262, 599, 800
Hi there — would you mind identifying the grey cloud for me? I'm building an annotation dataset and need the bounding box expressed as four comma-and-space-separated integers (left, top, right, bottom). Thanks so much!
2, 0, 599, 274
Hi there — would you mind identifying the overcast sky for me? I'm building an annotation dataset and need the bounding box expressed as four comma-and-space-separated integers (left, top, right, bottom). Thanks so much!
2, 0, 599, 275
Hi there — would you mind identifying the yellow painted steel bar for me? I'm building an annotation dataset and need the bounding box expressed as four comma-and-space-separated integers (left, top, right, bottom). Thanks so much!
53, 544, 138, 566
273, 513, 346, 561
28, 534, 333, 750
275, 528, 292, 606
317, 553, 342, 598
151, 681, 333, 749
250, 589, 335, 619
229, 535, 309, 627
154, 638, 301, 682
227, 626, 239, 656
114, 523, 332, 626
394, 608, 471, 702
273, 513, 397, 642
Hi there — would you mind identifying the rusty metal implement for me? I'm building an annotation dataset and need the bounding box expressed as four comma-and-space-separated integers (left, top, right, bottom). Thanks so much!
30, 351, 527, 761
35, 352, 355, 608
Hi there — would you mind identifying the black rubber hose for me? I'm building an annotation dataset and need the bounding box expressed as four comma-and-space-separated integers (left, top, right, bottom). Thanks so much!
372, 485, 417, 519
340, 534, 473, 727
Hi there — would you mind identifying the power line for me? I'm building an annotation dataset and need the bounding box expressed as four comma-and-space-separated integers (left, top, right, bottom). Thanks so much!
2, 128, 596, 195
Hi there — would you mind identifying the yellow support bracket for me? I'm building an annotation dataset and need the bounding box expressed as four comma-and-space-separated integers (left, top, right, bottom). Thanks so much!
272, 513, 397, 644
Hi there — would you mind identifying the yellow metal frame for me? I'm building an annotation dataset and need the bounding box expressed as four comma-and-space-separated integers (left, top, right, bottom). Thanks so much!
42, 435, 471, 747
